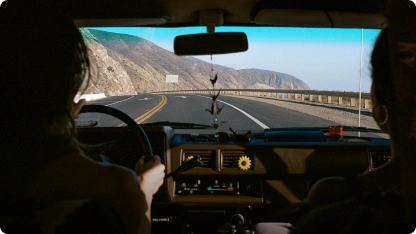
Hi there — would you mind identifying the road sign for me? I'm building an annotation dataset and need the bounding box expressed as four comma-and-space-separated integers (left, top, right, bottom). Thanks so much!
166, 75, 179, 83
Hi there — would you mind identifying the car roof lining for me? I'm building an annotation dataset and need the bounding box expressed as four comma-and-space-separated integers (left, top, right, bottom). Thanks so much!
63, 0, 388, 29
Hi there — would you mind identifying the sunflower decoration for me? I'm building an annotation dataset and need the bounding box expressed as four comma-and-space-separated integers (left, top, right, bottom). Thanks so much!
238, 155, 252, 171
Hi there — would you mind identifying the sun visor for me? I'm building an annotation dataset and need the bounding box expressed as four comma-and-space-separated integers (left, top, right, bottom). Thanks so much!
253, 9, 332, 27
253, 9, 387, 29
327, 11, 388, 29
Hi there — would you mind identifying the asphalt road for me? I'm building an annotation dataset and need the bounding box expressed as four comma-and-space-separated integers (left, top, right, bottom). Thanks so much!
76, 93, 340, 133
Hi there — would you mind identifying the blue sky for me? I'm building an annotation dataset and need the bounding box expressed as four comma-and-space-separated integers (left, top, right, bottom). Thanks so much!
90, 26, 381, 92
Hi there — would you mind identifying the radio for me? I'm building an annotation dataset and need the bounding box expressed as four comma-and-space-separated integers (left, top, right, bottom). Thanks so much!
175, 178, 262, 197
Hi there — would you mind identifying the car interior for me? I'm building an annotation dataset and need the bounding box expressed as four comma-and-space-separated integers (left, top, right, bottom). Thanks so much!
4, 0, 413, 233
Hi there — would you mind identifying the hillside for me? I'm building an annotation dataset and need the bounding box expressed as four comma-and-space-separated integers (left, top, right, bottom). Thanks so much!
80, 29, 310, 95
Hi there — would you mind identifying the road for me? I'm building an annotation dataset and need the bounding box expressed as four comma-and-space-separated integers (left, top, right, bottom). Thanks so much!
76, 93, 340, 133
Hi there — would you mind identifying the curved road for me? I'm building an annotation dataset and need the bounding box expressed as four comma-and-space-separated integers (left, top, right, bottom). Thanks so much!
76, 94, 340, 132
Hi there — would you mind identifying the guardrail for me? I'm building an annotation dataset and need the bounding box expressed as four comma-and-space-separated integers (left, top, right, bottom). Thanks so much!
151, 89, 372, 109
74, 93, 106, 102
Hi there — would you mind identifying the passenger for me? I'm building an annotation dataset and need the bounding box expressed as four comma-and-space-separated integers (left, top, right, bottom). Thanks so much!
0, 1, 165, 234
292, 27, 415, 233
253, 13, 416, 234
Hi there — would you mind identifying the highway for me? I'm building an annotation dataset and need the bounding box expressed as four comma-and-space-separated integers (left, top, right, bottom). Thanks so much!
76, 93, 340, 133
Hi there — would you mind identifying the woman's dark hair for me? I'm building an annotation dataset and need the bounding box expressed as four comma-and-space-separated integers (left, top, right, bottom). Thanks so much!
371, 28, 395, 107
0, 1, 90, 150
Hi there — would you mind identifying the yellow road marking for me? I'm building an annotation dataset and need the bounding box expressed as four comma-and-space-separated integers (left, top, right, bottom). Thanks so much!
134, 95, 167, 124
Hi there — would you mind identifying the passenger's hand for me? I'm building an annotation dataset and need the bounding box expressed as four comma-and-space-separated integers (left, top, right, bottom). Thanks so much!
71, 98, 86, 119
251, 222, 294, 234
135, 156, 165, 199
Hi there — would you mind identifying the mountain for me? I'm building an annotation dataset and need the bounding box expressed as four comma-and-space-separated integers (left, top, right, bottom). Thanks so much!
80, 29, 310, 95
80, 29, 137, 96
238, 69, 308, 90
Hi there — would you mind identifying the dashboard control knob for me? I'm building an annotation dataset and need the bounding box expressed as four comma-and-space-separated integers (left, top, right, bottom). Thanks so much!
231, 213, 244, 226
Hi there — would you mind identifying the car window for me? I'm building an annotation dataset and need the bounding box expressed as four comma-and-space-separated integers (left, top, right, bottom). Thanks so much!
76, 26, 387, 138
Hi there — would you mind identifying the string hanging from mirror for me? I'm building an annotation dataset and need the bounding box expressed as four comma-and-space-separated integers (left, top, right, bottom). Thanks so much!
205, 55, 225, 130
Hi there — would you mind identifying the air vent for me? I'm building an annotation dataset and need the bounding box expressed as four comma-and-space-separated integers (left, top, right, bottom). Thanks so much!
183, 151, 215, 169
221, 151, 253, 171
368, 149, 392, 171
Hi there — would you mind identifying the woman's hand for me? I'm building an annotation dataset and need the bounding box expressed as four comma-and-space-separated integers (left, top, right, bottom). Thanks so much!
135, 156, 165, 200
71, 98, 86, 119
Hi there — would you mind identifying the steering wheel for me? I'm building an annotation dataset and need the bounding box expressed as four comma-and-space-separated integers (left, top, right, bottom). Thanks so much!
80, 105, 153, 163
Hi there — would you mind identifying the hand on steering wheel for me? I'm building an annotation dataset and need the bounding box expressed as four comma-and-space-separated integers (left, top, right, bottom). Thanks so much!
136, 156, 165, 198
72, 99, 87, 119
79, 104, 165, 197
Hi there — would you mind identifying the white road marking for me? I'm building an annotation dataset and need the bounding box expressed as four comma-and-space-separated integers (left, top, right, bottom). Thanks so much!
138, 97, 153, 100
196, 95, 269, 129
175, 96, 188, 98
105, 96, 135, 106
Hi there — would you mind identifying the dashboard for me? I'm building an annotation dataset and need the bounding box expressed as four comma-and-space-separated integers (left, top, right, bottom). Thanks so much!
77, 126, 391, 233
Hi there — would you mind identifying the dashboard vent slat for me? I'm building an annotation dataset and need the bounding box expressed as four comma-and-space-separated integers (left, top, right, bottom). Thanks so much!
199, 154, 212, 167
183, 151, 215, 169
368, 149, 392, 171
222, 155, 240, 168
221, 151, 253, 171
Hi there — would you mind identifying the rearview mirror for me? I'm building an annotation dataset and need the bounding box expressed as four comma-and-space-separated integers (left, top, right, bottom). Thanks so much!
174, 32, 248, 56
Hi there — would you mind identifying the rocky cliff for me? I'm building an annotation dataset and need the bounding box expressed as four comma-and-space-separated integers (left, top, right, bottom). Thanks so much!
81, 29, 137, 96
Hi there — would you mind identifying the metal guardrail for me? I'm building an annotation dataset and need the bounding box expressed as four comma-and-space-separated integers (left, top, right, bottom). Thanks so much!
151, 89, 372, 109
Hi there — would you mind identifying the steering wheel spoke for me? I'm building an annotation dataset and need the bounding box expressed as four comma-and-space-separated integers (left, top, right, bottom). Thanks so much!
79, 105, 153, 164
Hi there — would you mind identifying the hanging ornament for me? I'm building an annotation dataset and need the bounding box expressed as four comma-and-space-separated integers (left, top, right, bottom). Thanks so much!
205, 89, 224, 116
210, 74, 218, 87
209, 54, 218, 88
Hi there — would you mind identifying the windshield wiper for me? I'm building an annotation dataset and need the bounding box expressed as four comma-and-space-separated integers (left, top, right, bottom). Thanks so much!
140, 121, 214, 129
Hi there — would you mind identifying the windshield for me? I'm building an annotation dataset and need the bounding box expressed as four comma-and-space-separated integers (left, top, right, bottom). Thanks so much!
76, 26, 385, 137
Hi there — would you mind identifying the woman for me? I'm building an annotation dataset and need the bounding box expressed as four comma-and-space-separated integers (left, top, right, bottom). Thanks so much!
0, 1, 165, 234
256, 28, 408, 233
292, 26, 415, 233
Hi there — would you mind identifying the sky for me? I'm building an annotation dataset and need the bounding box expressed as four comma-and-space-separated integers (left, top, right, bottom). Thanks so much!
90, 26, 381, 92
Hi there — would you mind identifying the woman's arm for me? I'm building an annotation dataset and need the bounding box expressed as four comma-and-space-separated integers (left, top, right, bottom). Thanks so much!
135, 156, 165, 229
26, 152, 165, 234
